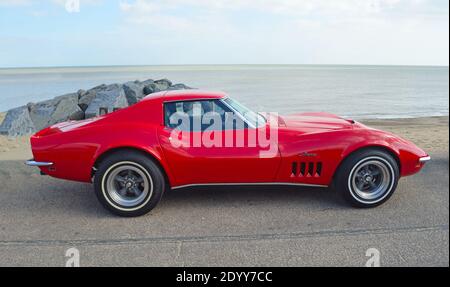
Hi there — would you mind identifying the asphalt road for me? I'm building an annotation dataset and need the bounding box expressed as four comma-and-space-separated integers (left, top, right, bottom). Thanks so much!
0, 152, 448, 267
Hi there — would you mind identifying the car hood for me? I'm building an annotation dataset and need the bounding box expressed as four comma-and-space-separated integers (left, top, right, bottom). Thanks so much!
280, 112, 357, 134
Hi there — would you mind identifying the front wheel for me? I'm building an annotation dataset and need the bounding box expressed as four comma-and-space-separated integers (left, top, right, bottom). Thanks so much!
94, 151, 166, 217
334, 149, 399, 208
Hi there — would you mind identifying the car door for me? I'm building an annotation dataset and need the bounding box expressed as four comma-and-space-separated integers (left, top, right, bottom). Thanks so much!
157, 99, 281, 187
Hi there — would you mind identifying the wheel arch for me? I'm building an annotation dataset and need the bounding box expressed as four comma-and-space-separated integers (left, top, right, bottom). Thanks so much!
92, 146, 172, 188
332, 145, 401, 183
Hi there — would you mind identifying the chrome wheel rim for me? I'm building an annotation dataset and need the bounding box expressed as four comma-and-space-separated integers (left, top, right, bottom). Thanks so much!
105, 164, 152, 208
349, 157, 394, 203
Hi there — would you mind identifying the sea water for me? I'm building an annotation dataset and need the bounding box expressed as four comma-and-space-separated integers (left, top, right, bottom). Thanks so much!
0, 65, 448, 119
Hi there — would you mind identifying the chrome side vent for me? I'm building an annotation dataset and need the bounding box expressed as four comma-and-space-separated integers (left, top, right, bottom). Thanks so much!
308, 163, 314, 176
292, 161, 323, 177
316, 162, 322, 176
291, 162, 298, 176
300, 162, 306, 176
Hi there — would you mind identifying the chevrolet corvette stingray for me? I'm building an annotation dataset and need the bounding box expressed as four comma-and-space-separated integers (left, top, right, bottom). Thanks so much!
26, 90, 430, 217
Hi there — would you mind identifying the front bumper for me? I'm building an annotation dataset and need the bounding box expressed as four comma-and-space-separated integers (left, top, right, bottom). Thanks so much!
25, 159, 54, 167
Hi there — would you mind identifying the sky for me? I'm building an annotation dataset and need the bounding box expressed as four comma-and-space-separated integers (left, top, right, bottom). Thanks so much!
0, 0, 448, 67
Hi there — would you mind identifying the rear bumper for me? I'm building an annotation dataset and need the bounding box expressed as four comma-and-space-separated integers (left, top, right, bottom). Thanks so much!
419, 156, 431, 163
25, 159, 54, 167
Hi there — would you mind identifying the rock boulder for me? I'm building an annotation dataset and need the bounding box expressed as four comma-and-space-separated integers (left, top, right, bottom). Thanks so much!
28, 93, 84, 130
1, 78, 193, 136
84, 85, 128, 119
0, 106, 36, 137
123, 81, 146, 105
78, 84, 108, 111
28, 98, 58, 131
169, 83, 192, 90
155, 79, 172, 90
49, 93, 85, 125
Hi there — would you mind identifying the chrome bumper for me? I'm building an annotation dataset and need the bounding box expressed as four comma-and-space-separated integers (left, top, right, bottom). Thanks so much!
419, 156, 431, 163
25, 160, 54, 167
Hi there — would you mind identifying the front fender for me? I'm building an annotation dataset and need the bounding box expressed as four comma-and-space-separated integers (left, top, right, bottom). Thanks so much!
340, 128, 428, 177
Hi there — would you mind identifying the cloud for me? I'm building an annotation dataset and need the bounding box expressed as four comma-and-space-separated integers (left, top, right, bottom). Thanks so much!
118, 0, 448, 35
118, 0, 430, 17
0, 0, 102, 8
0, 0, 448, 66
0, 0, 33, 6
51, 0, 102, 7
116, 0, 448, 65
119, 0, 239, 36
117, 0, 449, 42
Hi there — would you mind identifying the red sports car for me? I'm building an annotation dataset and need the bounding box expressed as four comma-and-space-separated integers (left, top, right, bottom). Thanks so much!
26, 90, 430, 217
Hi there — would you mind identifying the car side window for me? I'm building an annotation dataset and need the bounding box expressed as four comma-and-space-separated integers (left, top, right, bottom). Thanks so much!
164, 100, 241, 131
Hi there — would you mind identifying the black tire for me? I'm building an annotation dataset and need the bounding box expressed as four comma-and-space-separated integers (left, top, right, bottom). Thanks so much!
334, 149, 399, 208
94, 150, 166, 217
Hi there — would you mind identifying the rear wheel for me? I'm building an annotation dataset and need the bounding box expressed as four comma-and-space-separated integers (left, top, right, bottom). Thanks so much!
94, 151, 165, 217
334, 149, 399, 208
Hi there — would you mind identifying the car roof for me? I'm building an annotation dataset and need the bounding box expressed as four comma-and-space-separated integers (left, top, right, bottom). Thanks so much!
142, 90, 227, 102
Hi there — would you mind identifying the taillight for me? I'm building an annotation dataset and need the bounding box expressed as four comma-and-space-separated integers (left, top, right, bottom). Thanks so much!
34, 126, 60, 137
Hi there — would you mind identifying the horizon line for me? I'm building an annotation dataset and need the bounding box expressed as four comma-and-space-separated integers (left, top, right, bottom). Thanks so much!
0, 63, 449, 70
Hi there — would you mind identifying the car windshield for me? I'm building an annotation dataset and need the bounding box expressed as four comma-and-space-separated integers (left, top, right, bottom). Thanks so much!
223, 98, 266, 128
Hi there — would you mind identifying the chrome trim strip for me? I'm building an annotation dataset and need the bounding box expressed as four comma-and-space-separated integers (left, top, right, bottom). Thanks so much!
419, 156, 431, 163
220, 98, 257, 129
25, 160, 54, 167
172, 182, 328, 190
163, 97, 223, 104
